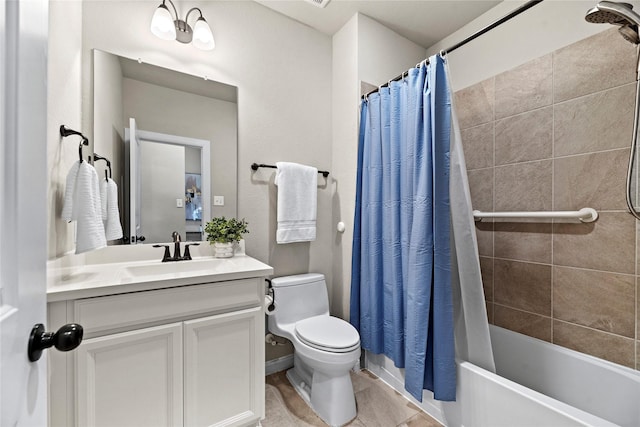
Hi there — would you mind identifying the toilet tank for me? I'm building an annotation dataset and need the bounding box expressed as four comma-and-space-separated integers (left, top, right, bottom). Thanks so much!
270, 273, 330, 325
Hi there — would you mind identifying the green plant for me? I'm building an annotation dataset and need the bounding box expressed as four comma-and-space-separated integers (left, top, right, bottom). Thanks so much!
205, 217, 249, 244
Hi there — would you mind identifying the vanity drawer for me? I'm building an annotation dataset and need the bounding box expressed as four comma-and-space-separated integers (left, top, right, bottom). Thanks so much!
74, 278, 262, 336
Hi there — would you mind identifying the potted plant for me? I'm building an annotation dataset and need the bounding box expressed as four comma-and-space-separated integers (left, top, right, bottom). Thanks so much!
204, 217, 249, 258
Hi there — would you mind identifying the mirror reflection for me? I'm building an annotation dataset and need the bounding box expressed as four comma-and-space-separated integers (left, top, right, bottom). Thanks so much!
92, 49, 238, 244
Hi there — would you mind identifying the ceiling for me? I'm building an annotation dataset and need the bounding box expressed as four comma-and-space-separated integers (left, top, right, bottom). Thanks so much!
255, 0, 502, 48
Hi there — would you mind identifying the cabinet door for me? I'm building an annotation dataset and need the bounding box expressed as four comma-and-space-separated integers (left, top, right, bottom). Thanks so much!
76, 323, 183, 427
184, 307, 264, 427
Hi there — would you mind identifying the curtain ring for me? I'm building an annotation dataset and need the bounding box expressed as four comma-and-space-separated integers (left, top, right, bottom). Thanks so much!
439, 49, 447, 58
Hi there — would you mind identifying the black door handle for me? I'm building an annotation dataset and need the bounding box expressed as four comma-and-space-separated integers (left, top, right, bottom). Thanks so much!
28, 323, 83, 362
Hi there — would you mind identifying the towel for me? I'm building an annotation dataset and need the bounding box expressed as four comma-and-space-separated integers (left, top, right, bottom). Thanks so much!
61, 161, 107, 254
100, 178, 123, 241
274, 161, 317, 243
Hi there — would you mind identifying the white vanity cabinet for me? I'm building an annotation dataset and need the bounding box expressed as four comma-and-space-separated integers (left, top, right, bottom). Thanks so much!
48, 276, 266, 427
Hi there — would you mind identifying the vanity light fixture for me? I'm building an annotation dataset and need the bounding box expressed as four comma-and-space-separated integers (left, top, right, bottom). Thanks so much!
150, 0, 215, 51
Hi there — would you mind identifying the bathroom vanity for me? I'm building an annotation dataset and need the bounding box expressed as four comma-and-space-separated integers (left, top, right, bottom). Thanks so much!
47, 245, 272, 427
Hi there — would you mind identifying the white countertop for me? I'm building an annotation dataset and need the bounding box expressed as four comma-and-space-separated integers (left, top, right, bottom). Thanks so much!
47, 243, 273, 302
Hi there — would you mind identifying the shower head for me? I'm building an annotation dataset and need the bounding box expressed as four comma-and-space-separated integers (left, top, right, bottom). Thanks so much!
585, 1, 640, 44
620, 23, 640, 43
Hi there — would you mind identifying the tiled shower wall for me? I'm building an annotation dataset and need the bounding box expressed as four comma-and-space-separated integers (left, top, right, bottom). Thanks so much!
455, 28, 640, 369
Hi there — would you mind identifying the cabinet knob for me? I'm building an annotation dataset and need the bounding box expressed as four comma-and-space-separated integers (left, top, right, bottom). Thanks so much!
28, 323, 84, 362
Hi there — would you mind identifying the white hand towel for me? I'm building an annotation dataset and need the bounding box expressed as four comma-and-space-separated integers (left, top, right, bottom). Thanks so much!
100, 178, 123, 241
274, 161, 317, 244
61, 161, 107, 254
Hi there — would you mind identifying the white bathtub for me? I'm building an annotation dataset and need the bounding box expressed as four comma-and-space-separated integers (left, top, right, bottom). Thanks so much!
365, 325, 640, 427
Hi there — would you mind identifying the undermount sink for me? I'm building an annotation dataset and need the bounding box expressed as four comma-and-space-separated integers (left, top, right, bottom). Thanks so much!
125, 258, 224, 277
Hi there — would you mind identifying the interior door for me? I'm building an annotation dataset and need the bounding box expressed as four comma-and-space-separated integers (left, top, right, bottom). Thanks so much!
0, 0, 49, 425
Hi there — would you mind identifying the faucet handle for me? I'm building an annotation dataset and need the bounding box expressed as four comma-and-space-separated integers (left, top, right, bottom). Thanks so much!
183, 243, 200, 261
152, 244, 171, 262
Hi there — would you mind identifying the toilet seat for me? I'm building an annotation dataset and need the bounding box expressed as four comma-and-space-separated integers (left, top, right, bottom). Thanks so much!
295, 316, 360, 353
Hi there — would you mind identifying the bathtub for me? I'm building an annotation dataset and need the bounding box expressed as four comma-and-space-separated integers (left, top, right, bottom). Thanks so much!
365, 325, 640, 427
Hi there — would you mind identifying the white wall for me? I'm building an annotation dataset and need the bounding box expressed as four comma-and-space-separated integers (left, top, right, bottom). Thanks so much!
93, 49, 123, 190
331, 14, 359, 318
185, 147, 201, 174
48, 1, 333, 291
358, 14, 427, 87
47, 0, 332, 361
331, 13, 426, 319
47, 0, 83, 258
426, 0, 640, 91
122, 77, 237, 219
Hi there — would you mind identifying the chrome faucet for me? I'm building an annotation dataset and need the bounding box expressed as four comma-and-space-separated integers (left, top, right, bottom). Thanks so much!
153, 232, 200, 262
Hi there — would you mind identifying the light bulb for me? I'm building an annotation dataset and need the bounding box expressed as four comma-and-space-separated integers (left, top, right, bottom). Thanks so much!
192, 17, 215, 50
150, 4, 176, 41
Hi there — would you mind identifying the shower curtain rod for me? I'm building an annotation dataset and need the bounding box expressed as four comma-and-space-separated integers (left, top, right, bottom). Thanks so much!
362, 0, 544, 99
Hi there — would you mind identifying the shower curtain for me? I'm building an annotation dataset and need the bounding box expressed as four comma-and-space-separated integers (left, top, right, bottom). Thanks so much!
350, 55, 495, 403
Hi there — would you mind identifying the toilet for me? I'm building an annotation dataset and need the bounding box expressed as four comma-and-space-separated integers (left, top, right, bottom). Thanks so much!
268, 273, 361, 427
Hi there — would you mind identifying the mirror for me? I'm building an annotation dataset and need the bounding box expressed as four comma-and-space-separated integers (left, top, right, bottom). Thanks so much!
92, 49, 238, 244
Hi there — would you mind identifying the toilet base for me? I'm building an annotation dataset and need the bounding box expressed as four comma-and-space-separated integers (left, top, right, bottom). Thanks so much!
286, 366, 357, 427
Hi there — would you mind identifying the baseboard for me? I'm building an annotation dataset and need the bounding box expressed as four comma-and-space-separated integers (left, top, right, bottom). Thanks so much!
265, 354, 294, 376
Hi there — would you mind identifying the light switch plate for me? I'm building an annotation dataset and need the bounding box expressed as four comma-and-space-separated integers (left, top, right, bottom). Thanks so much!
176, 198, 183, 208
213, 196, 225, 206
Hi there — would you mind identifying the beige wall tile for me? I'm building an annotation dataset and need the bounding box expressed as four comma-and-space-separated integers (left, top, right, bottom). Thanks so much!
475, 222, 494, 257
495, 54, 552, 120
637, 224, 640, 278
554, 149, 629, 211
494, 259, 551, 316
553, 212, 635, 274
495, 107, 552, 165
454, 78, 494, 129
494, 222, 552, 264
494, 304, 552, 342
553, 320, 635, 368
458, 27, 640, 369
480, 256, 494, 302
554, 28, 636, 103
495, 160, 552, 211
468, 168, 493, 212
554, 83, 635, 157
554, 266, 635, 338
461, 123, 493, 170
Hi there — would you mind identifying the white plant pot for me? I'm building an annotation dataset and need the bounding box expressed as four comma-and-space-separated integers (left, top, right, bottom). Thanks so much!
213, 242, 234, 258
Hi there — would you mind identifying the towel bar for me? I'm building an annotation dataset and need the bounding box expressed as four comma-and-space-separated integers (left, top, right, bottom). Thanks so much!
251, 162, 329, 178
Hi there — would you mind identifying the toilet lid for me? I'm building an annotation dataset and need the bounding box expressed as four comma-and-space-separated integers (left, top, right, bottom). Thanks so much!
295, 316, 360, 352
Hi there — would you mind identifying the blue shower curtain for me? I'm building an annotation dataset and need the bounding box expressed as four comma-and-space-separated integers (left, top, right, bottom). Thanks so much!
350, 55, 456, 402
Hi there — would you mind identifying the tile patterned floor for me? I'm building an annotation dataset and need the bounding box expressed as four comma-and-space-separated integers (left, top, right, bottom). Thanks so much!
263, 369, 443, 427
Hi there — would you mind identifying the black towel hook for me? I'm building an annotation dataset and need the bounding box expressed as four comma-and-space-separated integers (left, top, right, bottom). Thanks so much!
91, 153, 112, 181
60, 125, 89, 163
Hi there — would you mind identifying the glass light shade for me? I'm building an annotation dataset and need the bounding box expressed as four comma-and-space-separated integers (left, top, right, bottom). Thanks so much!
150, 4, 176, 41
192, 17, 215, 50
